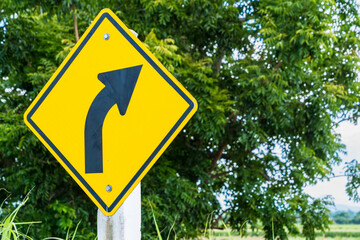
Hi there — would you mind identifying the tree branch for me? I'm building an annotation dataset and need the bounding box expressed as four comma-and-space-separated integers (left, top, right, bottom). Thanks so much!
248, 165, 273, 181
72, 4, 79, 42
210, 171, 232, 179
214, 56, 223, 75
207, 142, 227, 173
333, 113, 359, 127
329, 174, 347, 179
211, 208, 230, 228
213, 48, 225, 76
274, 61, 283, 70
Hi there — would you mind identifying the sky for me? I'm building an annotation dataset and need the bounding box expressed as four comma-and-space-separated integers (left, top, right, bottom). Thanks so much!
305, 121, 360, 212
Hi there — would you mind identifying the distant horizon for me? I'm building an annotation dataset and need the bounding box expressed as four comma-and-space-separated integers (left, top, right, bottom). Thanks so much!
329, 203, 360, 213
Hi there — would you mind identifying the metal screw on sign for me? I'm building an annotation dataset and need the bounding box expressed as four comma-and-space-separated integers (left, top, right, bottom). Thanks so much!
106, 185, 112, 192
104, 33, 110, 40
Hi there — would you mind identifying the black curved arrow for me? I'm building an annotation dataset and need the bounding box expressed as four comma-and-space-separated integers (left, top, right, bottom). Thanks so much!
85, 65, 142, 173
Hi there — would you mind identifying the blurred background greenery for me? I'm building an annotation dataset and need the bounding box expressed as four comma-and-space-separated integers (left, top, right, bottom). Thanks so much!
1, 0, 360, 239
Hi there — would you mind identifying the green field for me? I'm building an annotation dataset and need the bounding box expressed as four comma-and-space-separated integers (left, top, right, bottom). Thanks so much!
199, 224, 360, 240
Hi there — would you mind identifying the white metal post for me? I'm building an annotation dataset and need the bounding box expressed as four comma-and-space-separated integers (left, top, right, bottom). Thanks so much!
97, 29, 141, 240
97, 183, 141, 240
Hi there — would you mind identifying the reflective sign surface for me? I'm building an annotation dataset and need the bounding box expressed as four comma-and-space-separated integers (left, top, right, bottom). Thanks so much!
24, 9, 197, 216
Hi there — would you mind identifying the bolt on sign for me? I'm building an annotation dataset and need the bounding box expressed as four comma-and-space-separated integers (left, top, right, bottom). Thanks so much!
24, 9, 198, 216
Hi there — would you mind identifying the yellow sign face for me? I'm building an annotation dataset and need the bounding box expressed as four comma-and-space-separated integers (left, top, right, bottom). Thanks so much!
24, 9, 197, 216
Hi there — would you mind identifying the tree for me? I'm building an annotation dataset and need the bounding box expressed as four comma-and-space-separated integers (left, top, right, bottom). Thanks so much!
333, 211, 351, 224
351, 212, 360, 224
1, 0, 360, 239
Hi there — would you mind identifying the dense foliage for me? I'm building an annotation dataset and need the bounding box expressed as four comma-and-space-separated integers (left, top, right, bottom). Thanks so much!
1, 0, 360, 239
332, 211, 360, 225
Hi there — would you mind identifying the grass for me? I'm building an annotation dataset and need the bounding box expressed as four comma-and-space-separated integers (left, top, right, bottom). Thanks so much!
149, 200, 177, 240
2, 194, 360, 240
0, 190, 40, 240
0, 189, 81, 240
200, 224, 360, 240
43, 221, 81, 240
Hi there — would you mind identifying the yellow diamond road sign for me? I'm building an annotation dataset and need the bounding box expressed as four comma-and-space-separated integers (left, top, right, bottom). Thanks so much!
24, 9, 197, 216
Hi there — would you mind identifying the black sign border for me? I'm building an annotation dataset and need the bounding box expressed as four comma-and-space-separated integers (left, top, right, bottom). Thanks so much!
26, 12, 194, 213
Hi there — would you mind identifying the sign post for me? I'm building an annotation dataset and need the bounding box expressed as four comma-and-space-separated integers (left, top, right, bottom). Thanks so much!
96, 29, 141, 240
97, 183, 141, 240
24, 8, 197, 238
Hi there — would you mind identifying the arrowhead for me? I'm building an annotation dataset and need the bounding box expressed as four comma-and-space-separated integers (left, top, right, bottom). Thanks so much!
97, 65, 142, 115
